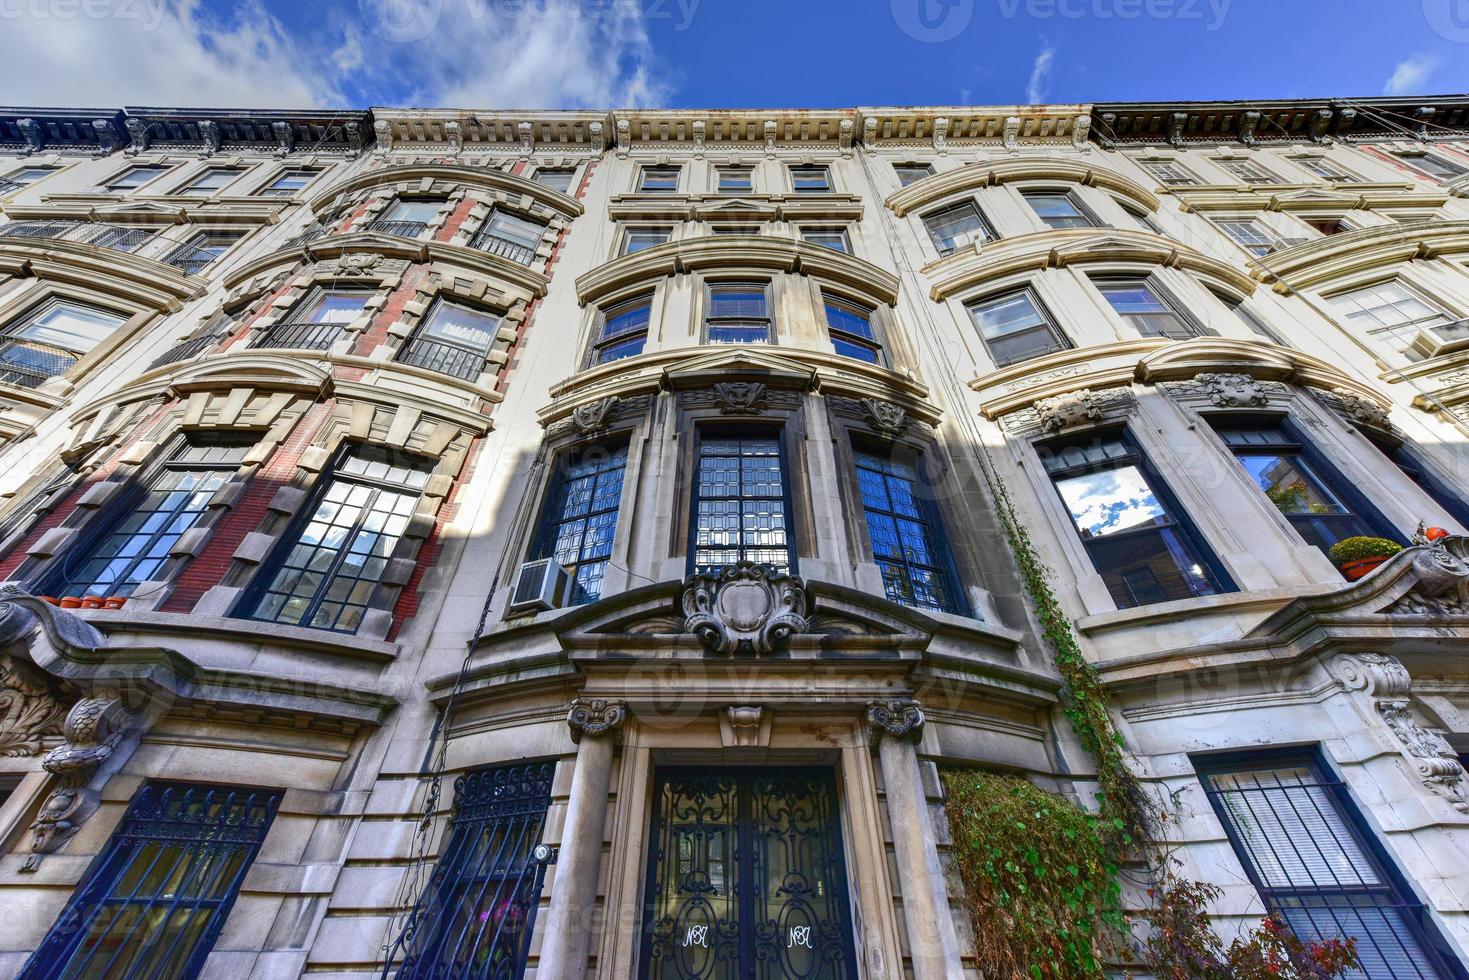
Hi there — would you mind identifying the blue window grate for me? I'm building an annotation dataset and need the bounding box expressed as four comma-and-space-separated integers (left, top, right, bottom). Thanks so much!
692, 434, 793, 574
20, 782, 279, 980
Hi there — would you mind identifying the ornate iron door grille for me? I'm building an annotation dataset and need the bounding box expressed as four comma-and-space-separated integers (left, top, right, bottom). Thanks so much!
20, 782, 280, 980
386, 761, 556, 980
639, 767, 859, 980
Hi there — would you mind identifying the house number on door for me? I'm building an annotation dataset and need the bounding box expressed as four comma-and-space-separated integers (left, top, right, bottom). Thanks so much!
681, 925, 709, 948
788, 926, 813, 949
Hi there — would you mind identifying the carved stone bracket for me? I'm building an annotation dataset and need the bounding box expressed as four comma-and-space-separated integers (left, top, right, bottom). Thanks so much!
1384, 544, 1469, 616
1196, 372, 1268, 408
1035, 388, 1102, 432
0, 654, 65, 757
682, 561, 809, 656
572, 396, 619, 435
567, 698, 627, 744
867, 699, 925, 747
198, 119, 222, 158
720, 706, 771, 748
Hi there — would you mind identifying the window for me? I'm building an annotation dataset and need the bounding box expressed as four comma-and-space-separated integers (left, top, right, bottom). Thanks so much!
1212, 417, 1399, 558
800, 226, 850, 252
0, 166, 56, 193
1122, 201, 1165, 235
534, 167, 577, 193
471, 208, 545, 264
1196, 753, 1464, 980
175, 167, 243, 196
20, 782, 279, 980
1365, 432, 1469, 530
386, 763, 554, 980
243, 446, 430, 633
712, 224, 756, 235
705, 283, 772, 344
620, 225, 671, 255
1140, 160, 1199, 186
922, 200, 997, 255
372, 198, 441, 239
1297, 157, 1360, 182
1330, 280, 1455, 354
855, 450, 963, 613
590, 294, 652, 364
638, 165, 680, 193
399, 299, 499, 381
1214, 218, 1285, 257
531, 442, 628, 604
253, 287, 366, 351
966, 289, 1070, 366
789, 164, 831, 193
824, 294, 884, 364
257, 168, 317, 197
45, 437, 251, 598
894, 162, 935, 186
1042, 429, 1232, 608
104, 165, 168, 192
1304, 217, 1350, 236
0, 299, 126, 388
1218, 158, 1278, 184
1094, 277, 1205, 340
1219, 294, 1289, 346
1405, 153, 1467, 181
717, 166, 753, 193
691, 433, 794, 574
86, 225, 154, 253
1023, 190, 1096, 230
163, 230, 243, 275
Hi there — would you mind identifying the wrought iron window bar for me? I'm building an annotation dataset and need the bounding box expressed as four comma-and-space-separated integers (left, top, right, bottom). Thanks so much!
369, 219, 429, 239
397, 335, 483, 381
250, 320, 344, 351
470, 232, 536, 265
161, 243, 220, 275
150, 333, 224, 369
0, 337, 78, 388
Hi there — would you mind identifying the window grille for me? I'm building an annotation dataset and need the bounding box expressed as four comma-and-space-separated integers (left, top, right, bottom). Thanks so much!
691, 434, 793, 574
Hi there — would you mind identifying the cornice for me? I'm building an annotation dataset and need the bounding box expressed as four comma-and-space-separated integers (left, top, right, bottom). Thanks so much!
612, 109, 856, 149
859, 105, 1090, 148
0, 236, 203, 309
120, 107, 374, 156
885, 156, 1159, 216
606, 193, 865, 223
307, 162, 583, 218
1092, 96, 1469, 147
575, 235, 900, 306
924, 227, 1257, 301
1171, 183, 1445, 213
1248, 219, 1469, 292
369, 108, 609, 151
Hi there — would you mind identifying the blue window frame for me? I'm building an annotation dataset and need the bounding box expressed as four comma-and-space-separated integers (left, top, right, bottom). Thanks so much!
1042, 428, 1234, 608
591, 294, 652, 365
1196, 750, 1468, 980
691, 432, 795, 575
824, 294, 883, 364
240, 445, 430, 633
1365, 432, 1469, 532
1212, 416, 1403, 558
20, 782, 279, 980
43, 436, 251, 599
854, 449, 964, 614
384, 762, 556, 980
532, 442, 628, 605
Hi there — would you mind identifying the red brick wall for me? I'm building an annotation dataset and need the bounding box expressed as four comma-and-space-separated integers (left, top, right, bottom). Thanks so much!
387, 435, 483, 641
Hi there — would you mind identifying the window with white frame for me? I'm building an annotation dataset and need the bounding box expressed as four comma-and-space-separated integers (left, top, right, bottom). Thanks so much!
0, 299, 127, 388
0, 166, 57, 193
800, 226, 850, 252
1214, 218, 1283, 256
620, 226, 672, 255
705, 283, 772, 344
717, 166, 753, 193
966, 288, 1070, 366
1022, 190, 1097, 230
1093, 277, 1206, 340
533, 168, 577, 193
638, 165, 680, 193
1217, 158, 1278, 184
893, 162, 934, 186
257, 168, 318, 197
398, 299, 500, 382
922, 200, 997, 256
789, 164, 831, 193
1139, 160, 1199, 186
1329, 279, 1458, 354
1296, 156, 1360, 182
104, 165, 169, 192
175, 167, 244, 196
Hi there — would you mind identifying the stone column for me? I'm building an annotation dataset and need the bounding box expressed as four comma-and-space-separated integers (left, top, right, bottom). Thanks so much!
868, 699, 965, 980
537, 698, 626, 980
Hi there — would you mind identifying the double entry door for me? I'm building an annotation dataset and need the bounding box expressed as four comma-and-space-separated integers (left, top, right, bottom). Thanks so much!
639, 766, 860, 980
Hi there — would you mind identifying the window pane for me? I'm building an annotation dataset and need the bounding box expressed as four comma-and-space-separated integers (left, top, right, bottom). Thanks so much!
486, 210, 545, 248
10, 302, 125, 353
623, 227, 671, 254
693, 435, 791, 573
790, 165, 830, 191
718, 167, 753, 192
534, 445, 628, 604
1096, 279, 1197, 339
1024, 191, 1094, 229
894, 163, 934, 186
419, 303, 498, 354
640, 166, 680, 191
301, 291, 367, 323
968, 291, 1066, 365
924, 201, 993, 254
384, 199, 442, 223
856, 451, 959, 613
595, 295, 652, 363
801, 227, 849, 252
535, 169, 576, 192
107, 166, 167, 189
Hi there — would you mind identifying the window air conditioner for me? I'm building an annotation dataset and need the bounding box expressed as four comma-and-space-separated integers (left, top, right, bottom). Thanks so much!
511, 558, 570, 611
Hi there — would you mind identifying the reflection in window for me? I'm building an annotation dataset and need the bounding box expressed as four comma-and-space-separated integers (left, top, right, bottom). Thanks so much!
1094, 277, 1204, 340
893, 162, 934, 186
0, 299, 126, 388
855, 450, 962, 613
372, 198, 441, 239
824, 294, 883, 364
1218, 158, 1277, 183
254, 288, 366, 350
1330, 280, 1454, 355
1405, 153, 1467, 181
1213, 419, 1397, 557
47, 437, 251, 598
1297, 157, 1359, 182
176, 167, 242, 196
1140, 160, 1198, 186
534, 168, 576, 193
639, 165, 680, 192
258, 168, 317, 197
789, 165, 831, 192
591, 294, 651, 364
966, 289, 1070, 366
104, 165, 169, 191
717, 166, 753, 193
692, 434, 792, 574
399, 300, 499, 381
1365, 432, 1469, 530
471, 209, 545, 265
621, 226, 672, 255
1042, 430, 1230, 608
705, 283, 771, 344
922, 200, 997, 255
532, 443, 628, 604
243, 446, 430, 633
1023, 190, 1096, 229
800, 226, 850, 252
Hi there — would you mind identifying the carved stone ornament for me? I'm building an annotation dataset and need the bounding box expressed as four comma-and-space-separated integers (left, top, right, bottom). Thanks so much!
1197, 372, 1268, 408
861, 398, 909, 436
566, 698, 626, 743
272, 120, 295, 158
0, 654, 65, 757
1035, 388, 1102, 432
682, 561, 809, 656
197, 119, 222, 158
22, 786, 86, 872
1331, 387, 1391, 427
17, 118, 43, 155
91, 119, 122, 157
1385, 542, 1469, 616
373, 119, 393, 157
124, 117, 148, 156
720, 706, 769, 748
867, 699, 925, 747
1002, 115, 1021, 152
444, 120, 463, 157
572, 396, 618, 435
712, 381, 768, 415
319, 252, 383, 277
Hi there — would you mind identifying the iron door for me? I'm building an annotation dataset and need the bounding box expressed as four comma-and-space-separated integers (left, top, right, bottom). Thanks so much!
638, 766, 860, 980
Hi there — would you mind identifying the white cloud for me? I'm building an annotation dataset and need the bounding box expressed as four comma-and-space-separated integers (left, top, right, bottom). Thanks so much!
1025, 42, 1055, 105
1383, 53, 1440, 96
0, 0, 669, 109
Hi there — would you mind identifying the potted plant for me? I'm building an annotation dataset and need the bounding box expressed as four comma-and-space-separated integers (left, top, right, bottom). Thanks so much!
58, 596, 81, 609
1328, 536, 1403, 580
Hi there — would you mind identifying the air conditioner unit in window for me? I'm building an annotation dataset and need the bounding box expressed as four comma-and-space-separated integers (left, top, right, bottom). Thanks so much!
511, 558, 570, 611
1409, 318, 1469, 361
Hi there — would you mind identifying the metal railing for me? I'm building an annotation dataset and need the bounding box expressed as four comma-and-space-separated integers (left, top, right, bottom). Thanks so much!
470, 232, 536, 265
369, 219, 428, 239
286, 226, 329, 247
0, 337, 78, 388
397, 336, 483, 381
250, 320, 344, 351
0, 221, 79, 240
150, 333, 222, 369
161, 244, 218, 275
0, 221, 161, 255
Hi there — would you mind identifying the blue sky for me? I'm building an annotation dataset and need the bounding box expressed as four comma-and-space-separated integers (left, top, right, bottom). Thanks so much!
1, 0, 1466, 110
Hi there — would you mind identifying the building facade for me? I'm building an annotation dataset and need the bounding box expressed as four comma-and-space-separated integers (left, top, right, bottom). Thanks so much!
0, 96, 1467, 978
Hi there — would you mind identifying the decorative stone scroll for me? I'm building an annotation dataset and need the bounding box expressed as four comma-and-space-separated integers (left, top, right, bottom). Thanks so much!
1035, 388, 1103, 432
571, 396, 619, 435
861, 398, 909, 436
682, 561, 809, 656
1384, 541, 1469, 616
567, 698, 627, 743
712, 381, 768, 415
867, 699, 925, 747
0, 655, 65, 757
